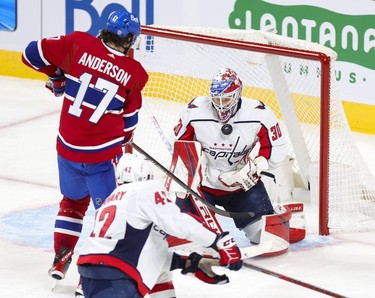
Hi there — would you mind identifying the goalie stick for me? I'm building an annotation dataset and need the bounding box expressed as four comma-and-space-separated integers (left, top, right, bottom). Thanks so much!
129, 142, 255, 219
243, 262, 346, 298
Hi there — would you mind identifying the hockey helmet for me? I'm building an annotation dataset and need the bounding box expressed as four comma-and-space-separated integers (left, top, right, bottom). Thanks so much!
210, 68, 243, 123
117, 153, 154, 184
106, 9, 141, 44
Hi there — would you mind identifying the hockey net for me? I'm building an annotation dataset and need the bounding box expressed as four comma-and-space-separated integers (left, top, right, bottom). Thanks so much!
132, 25, 375, 235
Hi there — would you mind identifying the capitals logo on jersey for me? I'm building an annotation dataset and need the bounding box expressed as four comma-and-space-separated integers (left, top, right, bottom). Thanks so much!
203, 137, 252, 166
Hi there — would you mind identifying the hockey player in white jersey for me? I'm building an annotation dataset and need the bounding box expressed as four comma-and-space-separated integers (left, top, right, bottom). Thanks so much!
77, 153, 243, 297
173, 68, 292, 256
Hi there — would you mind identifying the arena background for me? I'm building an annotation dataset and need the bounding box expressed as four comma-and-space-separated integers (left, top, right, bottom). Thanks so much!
1, 0, 375, 133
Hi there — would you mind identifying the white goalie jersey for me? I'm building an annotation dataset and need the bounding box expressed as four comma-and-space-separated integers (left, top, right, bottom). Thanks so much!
173, 96, 288, 192
77, 180, 217, 296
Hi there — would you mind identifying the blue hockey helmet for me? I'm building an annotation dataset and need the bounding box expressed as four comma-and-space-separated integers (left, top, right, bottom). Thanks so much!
106, 9, 141, 43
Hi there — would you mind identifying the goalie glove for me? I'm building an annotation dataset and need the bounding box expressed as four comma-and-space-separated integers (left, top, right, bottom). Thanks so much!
218, 155, 269, 191
181, 252, 229, 285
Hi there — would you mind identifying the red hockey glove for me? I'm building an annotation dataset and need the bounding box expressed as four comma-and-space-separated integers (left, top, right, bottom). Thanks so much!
45, 75, 66, 97
211, 232, 243, 270
181, 252, 229, 284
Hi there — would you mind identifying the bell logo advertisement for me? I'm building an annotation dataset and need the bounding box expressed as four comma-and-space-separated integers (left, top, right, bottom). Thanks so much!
229, 0, 375, 104
65, 0, 154, 36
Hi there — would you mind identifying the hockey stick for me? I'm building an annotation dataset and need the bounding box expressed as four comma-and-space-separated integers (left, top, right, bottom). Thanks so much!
171, 236, 273, 260
142, 102, 225, 238
143, 101, 174, 154
243, 262, 346, 298
169, 141, 223, 233
130, 142, 255, 219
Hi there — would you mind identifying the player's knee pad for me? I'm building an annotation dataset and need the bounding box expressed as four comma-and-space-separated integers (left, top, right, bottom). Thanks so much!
243, 205, 292, 256
282, 202, 306, 243
150, 272, 175, 298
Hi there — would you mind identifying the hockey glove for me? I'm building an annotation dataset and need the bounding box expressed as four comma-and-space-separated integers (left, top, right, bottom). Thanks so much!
218, 156, 269, 191
181, 252, 229, 284
45, 75, 66, 97
253, 156, 269, 177
211, 232, 242, 271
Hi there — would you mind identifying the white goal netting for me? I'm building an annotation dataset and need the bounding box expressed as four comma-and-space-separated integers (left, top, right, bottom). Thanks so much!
132, 26, 375, 235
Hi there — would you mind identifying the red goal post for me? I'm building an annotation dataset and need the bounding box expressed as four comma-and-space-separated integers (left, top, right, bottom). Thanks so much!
132, 25, 375, 236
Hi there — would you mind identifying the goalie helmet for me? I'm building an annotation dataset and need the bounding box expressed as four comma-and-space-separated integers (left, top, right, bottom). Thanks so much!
106, 9, 141, 45
210, 68, 243, 123
116, 153, 154, 184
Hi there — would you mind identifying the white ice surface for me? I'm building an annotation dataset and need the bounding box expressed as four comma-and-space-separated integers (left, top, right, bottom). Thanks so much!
1, 76, 375, 298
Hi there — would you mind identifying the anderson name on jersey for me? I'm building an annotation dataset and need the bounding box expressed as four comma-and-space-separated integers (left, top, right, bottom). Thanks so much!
22, 32, 148, 163
174, 96, 288, 193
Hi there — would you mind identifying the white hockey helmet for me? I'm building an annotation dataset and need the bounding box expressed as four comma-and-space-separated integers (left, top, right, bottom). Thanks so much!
116, 153, 154, 184
210, 68, 243, 123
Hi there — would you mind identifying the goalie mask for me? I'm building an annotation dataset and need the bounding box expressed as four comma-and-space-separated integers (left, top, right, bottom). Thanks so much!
210, 68, 243, 123
116, 153, 154, 184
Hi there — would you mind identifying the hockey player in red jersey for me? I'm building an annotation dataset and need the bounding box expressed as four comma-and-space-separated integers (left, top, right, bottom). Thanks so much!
21, 9, 148, 281
77, 153, 243, 297
173, 68, 292, 256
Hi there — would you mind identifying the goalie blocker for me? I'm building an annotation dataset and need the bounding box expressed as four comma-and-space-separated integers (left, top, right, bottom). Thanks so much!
166, 141, 305, 257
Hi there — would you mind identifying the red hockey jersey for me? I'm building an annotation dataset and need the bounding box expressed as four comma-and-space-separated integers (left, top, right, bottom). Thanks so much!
22, 32, 148, 163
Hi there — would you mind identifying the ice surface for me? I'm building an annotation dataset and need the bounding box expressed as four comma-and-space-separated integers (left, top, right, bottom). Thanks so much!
1, 76, 375, 297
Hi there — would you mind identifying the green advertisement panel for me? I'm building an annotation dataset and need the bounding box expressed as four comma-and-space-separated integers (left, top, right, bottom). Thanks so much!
229, 0, 375, 105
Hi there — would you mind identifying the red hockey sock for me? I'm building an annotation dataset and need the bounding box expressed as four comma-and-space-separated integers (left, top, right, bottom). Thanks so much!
53, 196, 90, 254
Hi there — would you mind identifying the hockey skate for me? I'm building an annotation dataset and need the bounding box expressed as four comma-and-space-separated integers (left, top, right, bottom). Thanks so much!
75, 277, 84, 297
48, 247, 73, 280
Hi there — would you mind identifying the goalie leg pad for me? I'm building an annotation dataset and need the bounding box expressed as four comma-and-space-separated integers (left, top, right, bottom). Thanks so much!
261, 205, 292, 256
243, 205, 291, 257
242, 218, 263, 244
283, 202, 306, 243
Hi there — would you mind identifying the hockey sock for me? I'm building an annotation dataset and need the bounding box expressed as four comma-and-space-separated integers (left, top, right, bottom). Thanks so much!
53, 196, 90, 254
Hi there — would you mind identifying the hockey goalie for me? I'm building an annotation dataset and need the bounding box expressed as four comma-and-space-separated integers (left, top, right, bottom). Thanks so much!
169, 68, 305, 257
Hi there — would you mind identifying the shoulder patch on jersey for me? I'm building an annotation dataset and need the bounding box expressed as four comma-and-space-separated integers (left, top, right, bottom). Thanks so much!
174, 118, 183, 136
255, 101, 266, 110
188, 102, 198, 109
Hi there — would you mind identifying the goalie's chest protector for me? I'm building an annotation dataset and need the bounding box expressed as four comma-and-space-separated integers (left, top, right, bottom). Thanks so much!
182, 96, 269, 171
